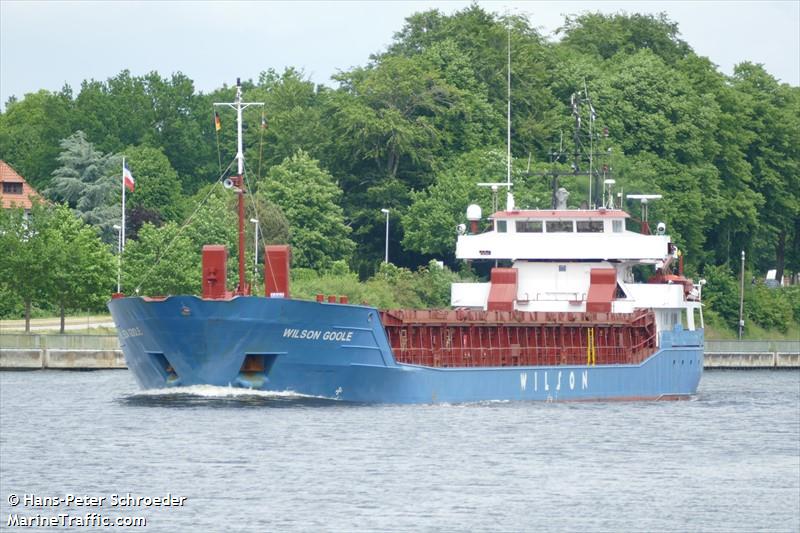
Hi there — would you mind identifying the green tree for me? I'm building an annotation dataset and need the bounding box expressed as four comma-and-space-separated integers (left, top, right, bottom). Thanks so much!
122, 222, 200, 296
258, 151, 355, 269
731, 63, 800, 282
254, 200, 290, 246
701, 263, 741, 329
123, 145, 184, 223
402, 148, 503, 258
386, 7, 559, 151
0, 203, 52, 331
680, 58, 764, 267
745, 282, 793, 333
326, 42, 502, 269
243, 68, 333, 173
0, 88, 74, 189
183, 186, 238, 250
43, 205, 116, 332
72, 71, 152, 154
557, 12, 691, 65
358, 6, 562, 267
71, 70, 216, 193
143, 71, 212, 189
329, 56, 446, 183
46, 131, 120, 243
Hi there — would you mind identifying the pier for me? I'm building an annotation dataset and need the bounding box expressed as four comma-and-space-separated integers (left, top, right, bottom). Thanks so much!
0, 335, 798, 370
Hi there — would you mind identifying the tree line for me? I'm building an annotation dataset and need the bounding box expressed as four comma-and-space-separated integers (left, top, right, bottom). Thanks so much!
0, 7, 797, 333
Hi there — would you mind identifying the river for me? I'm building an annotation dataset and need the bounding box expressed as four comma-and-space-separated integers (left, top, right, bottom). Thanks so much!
1, 369, 798, 532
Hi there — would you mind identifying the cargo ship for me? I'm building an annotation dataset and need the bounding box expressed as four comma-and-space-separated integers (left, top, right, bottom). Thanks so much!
108, 80, 704, 403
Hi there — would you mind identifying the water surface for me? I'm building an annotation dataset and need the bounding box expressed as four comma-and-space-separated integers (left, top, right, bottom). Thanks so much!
1, 370, 798, 532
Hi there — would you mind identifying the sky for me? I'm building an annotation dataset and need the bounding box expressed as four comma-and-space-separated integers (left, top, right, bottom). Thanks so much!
1, 0, 798, 109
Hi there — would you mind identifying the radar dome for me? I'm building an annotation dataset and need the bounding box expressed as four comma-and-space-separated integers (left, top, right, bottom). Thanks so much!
466, 204, 482, 221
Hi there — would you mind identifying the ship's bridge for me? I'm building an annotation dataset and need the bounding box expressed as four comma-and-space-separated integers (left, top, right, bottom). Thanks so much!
456, 208, 671, 262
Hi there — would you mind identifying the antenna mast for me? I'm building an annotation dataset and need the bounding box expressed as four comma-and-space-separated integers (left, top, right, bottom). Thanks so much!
213, 78, 264, 295
585, 79, 594, 207
506, 27, 513, 211
476, 27, 517, 212
551, 84, 608, 209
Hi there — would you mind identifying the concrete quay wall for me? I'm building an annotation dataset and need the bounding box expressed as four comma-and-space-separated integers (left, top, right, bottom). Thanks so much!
1, 349, 126, 369
703, 351, 800, 369
1, 334, 798, 370
1, 349, 44, 369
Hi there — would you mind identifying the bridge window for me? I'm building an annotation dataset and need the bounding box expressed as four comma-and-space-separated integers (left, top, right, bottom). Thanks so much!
546, 220, 574, 233
496, 220, 507, 233
516, 220, 542, 233
576, 220, 604, 233
612, 220, 624, 233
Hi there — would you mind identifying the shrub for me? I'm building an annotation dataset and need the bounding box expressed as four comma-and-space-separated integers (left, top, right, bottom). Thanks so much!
290, 260, 468, 309
745, 283, 793, 333
701, 264, 740, 328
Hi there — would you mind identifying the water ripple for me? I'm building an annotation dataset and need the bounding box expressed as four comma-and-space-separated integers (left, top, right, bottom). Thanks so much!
1, 369, 797, 532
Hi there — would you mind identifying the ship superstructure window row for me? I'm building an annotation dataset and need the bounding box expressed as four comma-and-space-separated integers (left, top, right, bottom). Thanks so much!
494, 217, 627, 234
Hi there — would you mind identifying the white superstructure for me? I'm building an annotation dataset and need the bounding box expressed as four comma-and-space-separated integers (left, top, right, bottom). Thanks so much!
452, 207, 703, 338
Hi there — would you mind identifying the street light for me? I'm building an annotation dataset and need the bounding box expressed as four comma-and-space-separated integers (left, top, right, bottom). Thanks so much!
112, 224, 122, 293
738, 250, 745, 340
380, 209, 390, 263
250, 218, 259, 287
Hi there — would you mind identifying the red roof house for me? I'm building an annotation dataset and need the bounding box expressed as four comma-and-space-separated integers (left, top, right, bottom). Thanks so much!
0, 160, 40, 211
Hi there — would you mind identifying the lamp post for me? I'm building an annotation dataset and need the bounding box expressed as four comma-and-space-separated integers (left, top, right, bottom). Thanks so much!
380, 208, 390, 263
738, 250, 745, 340
112, 224, 122, 293
250, 218, 259, 288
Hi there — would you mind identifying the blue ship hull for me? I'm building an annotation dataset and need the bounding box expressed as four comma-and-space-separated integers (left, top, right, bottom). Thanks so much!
108, 296, 703, 403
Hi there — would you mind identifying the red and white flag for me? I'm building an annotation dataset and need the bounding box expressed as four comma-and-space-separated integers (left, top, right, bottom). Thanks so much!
123, 162, 135, 192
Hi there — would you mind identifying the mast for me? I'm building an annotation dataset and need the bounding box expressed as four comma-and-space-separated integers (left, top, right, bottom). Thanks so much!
214, 78, 264, 295
506, 27, 513, 211
585, 79, 594, 208
478, 28, 516, 212
121, 157, 126, 253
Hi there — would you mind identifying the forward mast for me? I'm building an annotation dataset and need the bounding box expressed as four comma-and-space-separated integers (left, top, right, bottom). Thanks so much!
213, 79, 264, 295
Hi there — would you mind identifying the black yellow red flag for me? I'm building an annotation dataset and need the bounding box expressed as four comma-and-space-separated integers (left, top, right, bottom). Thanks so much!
214, 112, 221, 132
